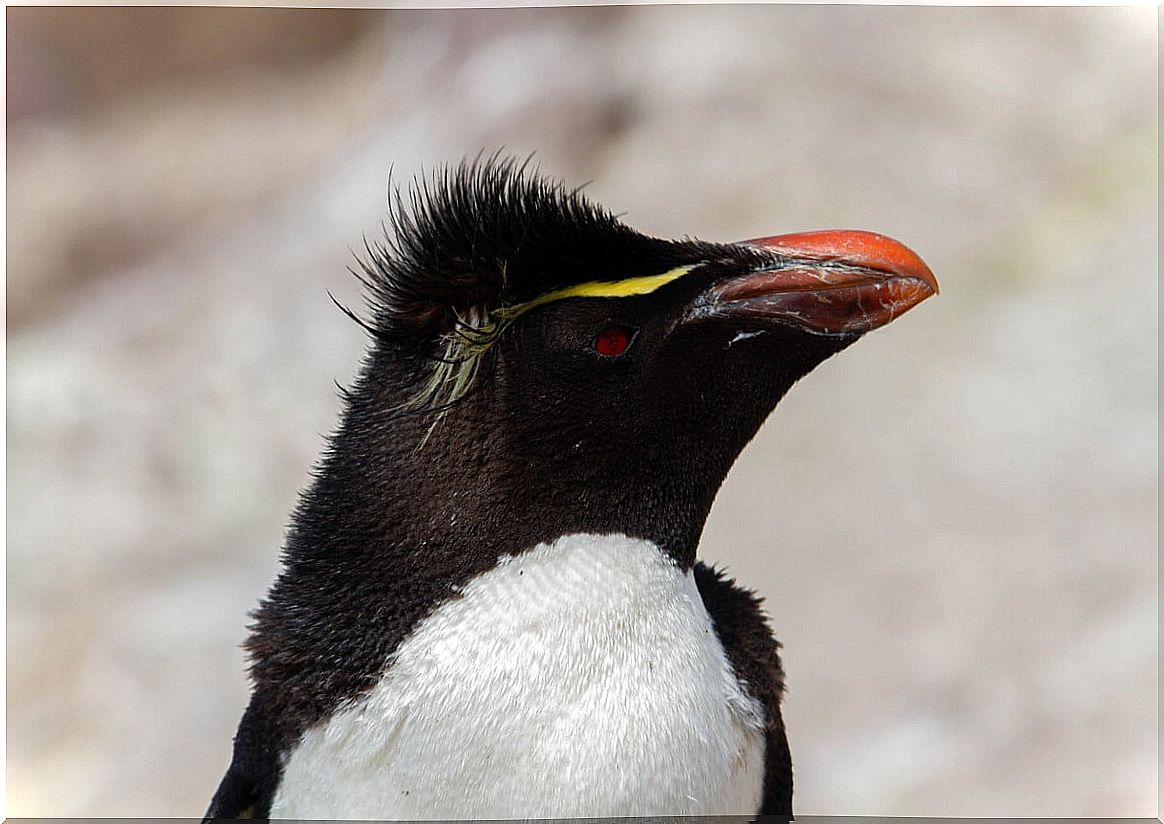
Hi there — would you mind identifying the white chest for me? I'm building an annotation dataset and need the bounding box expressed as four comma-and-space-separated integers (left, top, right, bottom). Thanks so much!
270, 533, 766, 819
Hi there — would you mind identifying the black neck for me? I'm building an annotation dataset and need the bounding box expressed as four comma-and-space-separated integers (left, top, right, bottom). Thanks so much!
244, 351, 739, 758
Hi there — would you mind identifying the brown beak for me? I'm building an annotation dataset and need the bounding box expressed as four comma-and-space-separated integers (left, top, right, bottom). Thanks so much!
698, 230, 938, 336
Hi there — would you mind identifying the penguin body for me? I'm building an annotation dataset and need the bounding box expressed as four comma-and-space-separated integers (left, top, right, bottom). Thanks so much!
271, 534, 766, 818
205, 157, 935, 819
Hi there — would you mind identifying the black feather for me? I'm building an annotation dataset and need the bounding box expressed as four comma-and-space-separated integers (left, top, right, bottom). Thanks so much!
359, 153, 699, 345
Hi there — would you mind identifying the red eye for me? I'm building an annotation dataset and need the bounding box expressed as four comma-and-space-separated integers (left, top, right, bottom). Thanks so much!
592, 325, 636, 358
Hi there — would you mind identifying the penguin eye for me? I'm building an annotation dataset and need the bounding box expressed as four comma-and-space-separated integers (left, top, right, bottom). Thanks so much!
591, 325, 637, 358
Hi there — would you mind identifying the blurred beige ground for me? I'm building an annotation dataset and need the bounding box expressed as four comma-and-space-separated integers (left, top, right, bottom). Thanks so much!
5, 6, 1158, 817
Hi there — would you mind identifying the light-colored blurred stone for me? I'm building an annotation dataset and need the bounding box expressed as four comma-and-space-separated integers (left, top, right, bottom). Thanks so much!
6, 6, 1157, 817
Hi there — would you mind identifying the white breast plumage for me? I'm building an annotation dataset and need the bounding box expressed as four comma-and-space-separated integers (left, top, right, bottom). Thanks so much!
270, 533, 766, 818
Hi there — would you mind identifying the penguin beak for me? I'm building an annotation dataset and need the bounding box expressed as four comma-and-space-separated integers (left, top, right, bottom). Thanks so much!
691, 230, 938, 336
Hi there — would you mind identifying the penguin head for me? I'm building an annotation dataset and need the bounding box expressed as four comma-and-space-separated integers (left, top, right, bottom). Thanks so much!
339, 157, 937, 561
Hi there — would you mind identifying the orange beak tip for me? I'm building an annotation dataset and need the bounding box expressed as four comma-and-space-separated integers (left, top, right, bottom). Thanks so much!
705, 229, 939, 336
743, 229, 939, 297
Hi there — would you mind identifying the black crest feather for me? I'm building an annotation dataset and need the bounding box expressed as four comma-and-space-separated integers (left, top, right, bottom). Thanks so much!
355, 154, 688, 345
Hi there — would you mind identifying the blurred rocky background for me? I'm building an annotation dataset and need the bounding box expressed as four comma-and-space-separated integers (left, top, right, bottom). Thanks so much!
5, 5, 1158, 816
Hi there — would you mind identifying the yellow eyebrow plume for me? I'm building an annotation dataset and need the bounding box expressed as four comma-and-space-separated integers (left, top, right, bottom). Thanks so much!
407, 263, 701, 434
494, 264, 697, 321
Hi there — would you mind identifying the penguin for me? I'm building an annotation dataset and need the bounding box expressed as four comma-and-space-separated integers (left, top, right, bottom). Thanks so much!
204, 156, 937, 820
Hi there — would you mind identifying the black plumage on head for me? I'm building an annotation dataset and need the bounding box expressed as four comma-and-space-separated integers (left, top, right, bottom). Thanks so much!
353, 154, 704, 347
345, 154, 750, 416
